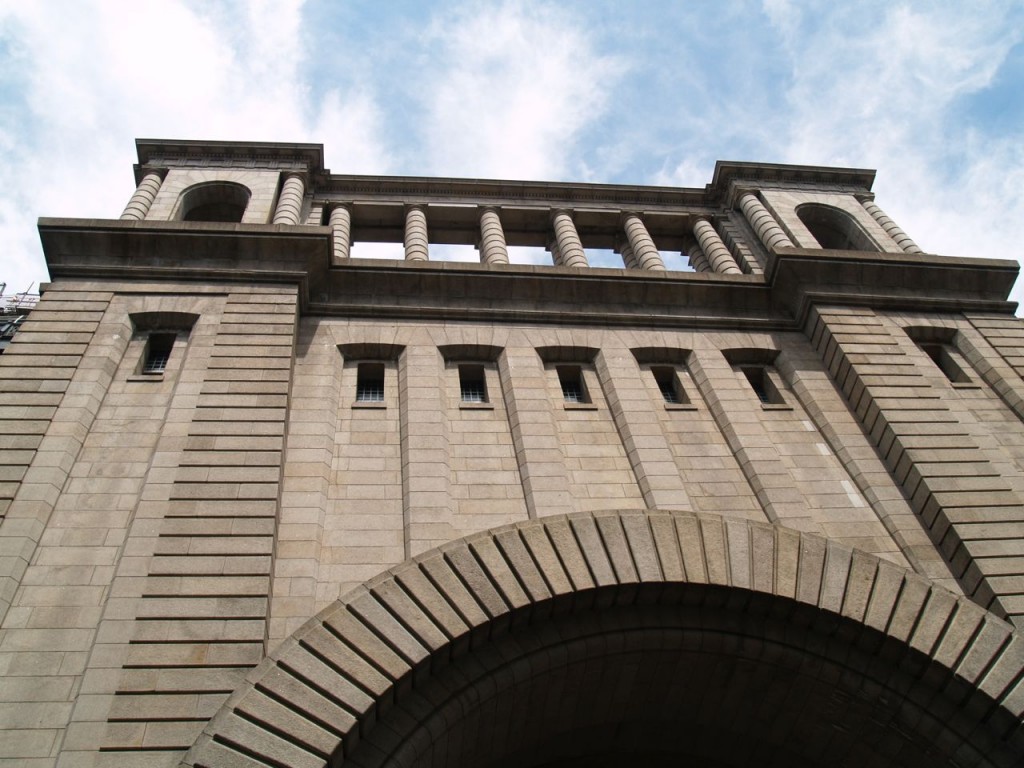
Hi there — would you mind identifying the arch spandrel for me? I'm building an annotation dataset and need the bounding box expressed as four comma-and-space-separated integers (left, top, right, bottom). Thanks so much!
181, 510, 1024, 768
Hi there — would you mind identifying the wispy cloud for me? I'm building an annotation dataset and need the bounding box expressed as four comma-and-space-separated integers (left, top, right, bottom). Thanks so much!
415, 1, 626, 180
0, 0, 391, 290
762, 0, 1024, 302
0, 0, 1022, 306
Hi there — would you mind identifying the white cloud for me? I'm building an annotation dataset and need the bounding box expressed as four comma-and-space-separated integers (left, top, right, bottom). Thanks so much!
0, 0, 391, 293
762, 1, 1024, 305
416, 1, 625, 180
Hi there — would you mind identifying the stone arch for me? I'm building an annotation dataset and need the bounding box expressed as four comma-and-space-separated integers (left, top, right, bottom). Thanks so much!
181, 510, 1024, 768
796, 202, 879, 251
176, 181, 251, 222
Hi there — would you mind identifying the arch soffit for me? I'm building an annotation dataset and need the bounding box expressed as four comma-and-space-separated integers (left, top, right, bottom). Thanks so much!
181, 509, 1024, 768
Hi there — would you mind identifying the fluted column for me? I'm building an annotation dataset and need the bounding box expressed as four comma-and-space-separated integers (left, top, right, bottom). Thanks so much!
738, 192, 794, 251
622, 214, 666, 271
404, 205, 429, 261
693, 219, 741, 274
120, 170, 164, 220
551, 210, 588, 268
329, 205, 352, 264
273, 173, 305, 225
685, 239, 710, 272
861, 199, 923, 254
479, 207, 509, 265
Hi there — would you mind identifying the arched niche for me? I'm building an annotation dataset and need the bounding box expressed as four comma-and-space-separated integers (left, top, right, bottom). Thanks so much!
177, 181, 251, 223
181, 510, 1024, 768
796, 203, 879, 251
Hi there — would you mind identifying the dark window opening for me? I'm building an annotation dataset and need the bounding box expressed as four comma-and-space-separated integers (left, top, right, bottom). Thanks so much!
355, 363, 385, 402
557, 365, 589, 404
184, 201, 247, 222
142, 333, 176, 374
919, 343, 971, 384
459, 364, 488, 403
741, 365, 784, 405
796, 204, 878, 252
179, 182, 251, 223
652, 366, 687, 404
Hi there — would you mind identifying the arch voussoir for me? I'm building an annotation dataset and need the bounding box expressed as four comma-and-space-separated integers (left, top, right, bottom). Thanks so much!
181, 510, 1024, 768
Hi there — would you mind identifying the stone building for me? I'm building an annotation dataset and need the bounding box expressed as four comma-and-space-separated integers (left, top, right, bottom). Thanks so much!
1, 138, 1023, 767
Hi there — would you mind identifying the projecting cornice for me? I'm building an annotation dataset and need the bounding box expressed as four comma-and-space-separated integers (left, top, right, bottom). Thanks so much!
37, 218, 1019, 326
133, 139, 325, 184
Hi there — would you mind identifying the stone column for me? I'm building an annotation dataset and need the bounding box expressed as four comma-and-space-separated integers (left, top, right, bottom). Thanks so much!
328, 205, 352, 264
479, 207, 509, 265
548, 238, 563, 266
119, 170, 164, 220
404, 205, 429, 261
738, 192, 794, 251
685, 239, 710, 272
693, 219, 741, 274
622, 214, 666, 271
551, 210, 588, 268
273, 173, 305, 225
618, 241, 639, 269
861, 199, 923, 254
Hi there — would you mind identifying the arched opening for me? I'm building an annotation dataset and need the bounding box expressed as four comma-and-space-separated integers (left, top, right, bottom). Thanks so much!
796, 203, 878, 251
178, 181, 251, 223
181, 511, 1024, 768
349, 587, 1015, 768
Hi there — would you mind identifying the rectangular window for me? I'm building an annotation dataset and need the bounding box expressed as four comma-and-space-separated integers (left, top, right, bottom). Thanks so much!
740, 365, 784, 405
142, 333, 176, 374
919, 343, 971, 384
459, 364, 488, 403
652, 366, 687, 405
355, 362, 385, 402
557, 365, 589, 404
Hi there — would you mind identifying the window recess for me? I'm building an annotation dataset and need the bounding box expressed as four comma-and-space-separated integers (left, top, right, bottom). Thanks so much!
355, 362, 386, 404
459, 364, 489, 404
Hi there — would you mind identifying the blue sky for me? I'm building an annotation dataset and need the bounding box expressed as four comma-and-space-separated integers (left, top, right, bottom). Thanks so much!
1, 0, 1022, 302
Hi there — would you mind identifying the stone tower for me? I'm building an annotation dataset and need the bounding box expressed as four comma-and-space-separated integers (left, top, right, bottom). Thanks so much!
1, 139, 1023, 766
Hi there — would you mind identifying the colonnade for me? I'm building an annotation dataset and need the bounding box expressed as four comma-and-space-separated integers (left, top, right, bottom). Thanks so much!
119, 171, 923, 274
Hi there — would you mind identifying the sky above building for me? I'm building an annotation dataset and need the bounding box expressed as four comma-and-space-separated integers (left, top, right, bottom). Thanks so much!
0, 0, 1022, 302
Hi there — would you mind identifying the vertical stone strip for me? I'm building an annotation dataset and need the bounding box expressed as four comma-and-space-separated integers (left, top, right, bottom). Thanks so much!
693, 219, 741, 274
861, 200, 923, 254
99, 286, 298, 759
551, 210, 588, 268
622, 214, 666, 271
0, 286, 116, 763
57, 293, 218, 764
966, 314, 1024, 383
269, 319, 338, 644
404, 205, 430, 261
272, 173, 305, 225
479, 207, 509, 265
0, 286, 113, 622
595, 349, 690, 510
776, 343, 953, 587
399, 344, 452, 556
810, 306, 1024, 626
687, 348, 812, 529
329, 205, 352, 264
957, 322, 1024, 428
120, 171, 164, 221
499, 346, 571, 518
738, 192, 794, 252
